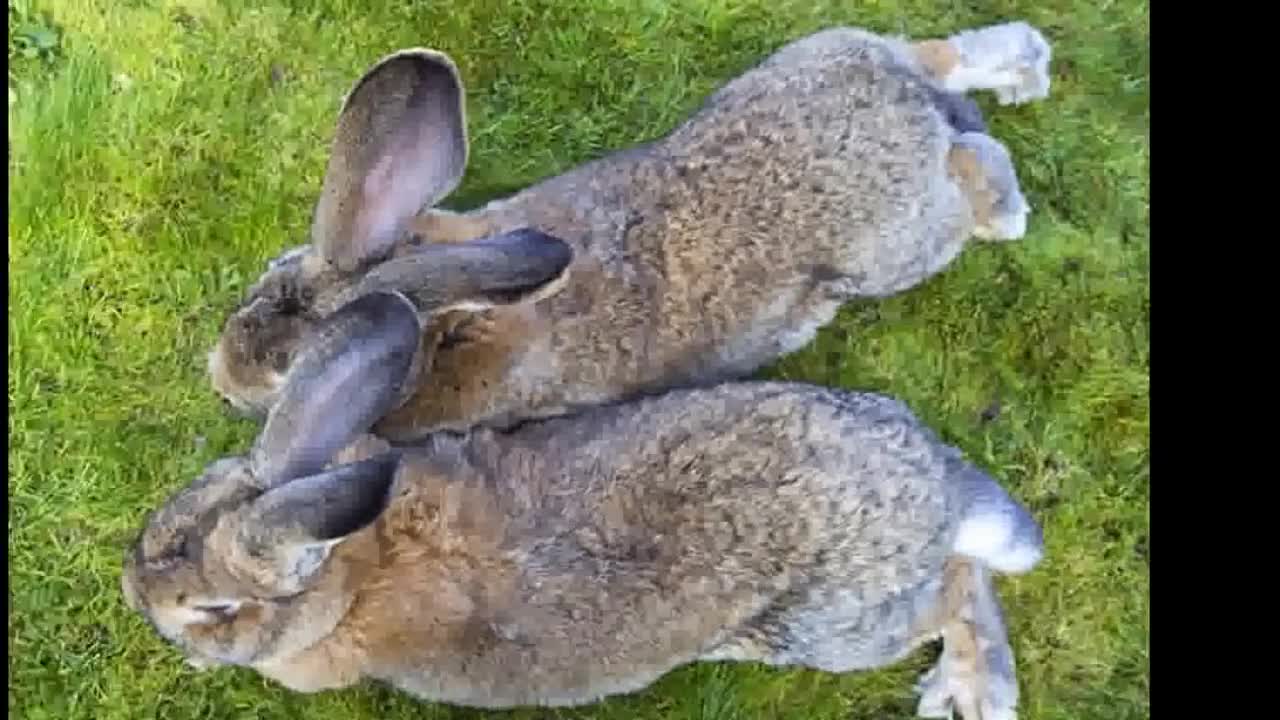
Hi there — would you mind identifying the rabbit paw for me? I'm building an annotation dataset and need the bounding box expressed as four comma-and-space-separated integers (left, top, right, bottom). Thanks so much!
915, 659, 1018, 720
948, 22, 1052, 106
184, 654, 222, 672
948, 133, 1030, 242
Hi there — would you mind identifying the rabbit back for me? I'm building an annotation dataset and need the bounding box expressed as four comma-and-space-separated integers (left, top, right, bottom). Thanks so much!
373, 28, 978, 438
348, 383, 998, 705
631, 26, 975, 299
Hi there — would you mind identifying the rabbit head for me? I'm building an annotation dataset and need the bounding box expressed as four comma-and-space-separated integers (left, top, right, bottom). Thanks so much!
208, 49, 572, 418
125, 293, 422, 668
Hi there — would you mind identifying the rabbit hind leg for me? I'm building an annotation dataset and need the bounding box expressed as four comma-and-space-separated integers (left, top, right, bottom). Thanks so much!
914, 558, 1021, 720
913, 22, 1051, 106
947, 132, 1030, 242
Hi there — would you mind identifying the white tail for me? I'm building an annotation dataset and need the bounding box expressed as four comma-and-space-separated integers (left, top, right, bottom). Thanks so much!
951, 465, 1044, 574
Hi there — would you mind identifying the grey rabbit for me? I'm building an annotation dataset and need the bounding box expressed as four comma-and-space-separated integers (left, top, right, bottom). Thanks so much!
208, 22, 1051, 442
128, 292, 1045, 719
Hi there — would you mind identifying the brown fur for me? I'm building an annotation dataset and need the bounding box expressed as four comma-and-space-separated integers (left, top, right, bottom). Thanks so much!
132, 293, 1043, 714
124, 381, 1043, 715
405, 211, 498, 246
948, 146, 997, 227
374, 304, 553, 439
913, 40, 962, 82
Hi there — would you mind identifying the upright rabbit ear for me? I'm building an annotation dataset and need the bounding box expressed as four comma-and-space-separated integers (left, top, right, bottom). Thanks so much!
313, 49, 468, 273
237, 453, 401, 593
250, 292, 421, 487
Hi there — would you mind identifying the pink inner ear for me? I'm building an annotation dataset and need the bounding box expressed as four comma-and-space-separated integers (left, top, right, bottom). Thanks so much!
354, 152, 406, 262
355, 126, 454, 265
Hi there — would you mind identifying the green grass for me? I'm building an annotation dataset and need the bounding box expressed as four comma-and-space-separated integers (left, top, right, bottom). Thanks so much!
8, 0, 1149, 718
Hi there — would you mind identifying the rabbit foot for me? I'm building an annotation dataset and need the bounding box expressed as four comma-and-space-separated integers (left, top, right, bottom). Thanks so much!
923, 22, 1051, 106
948, 133, 1030, 242
914, 559, 1020, 720
972, 203, 1028, 243
184, 654, 222, 671
914, 649, 1017, 720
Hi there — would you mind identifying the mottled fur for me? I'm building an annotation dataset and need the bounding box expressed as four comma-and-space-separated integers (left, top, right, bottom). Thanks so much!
130, 293, 1044, 718
209, 22, 1052, 440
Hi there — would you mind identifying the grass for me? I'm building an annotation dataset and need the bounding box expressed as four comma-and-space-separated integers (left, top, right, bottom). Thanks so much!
7, 0, 1149, 718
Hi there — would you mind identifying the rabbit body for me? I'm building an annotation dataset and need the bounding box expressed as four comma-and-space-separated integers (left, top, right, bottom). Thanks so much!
127, 384, 1040, 713
299, 384, 968, 704
210, 23, 1050, 440
131, 293, 1044, 716
393, 33, 968, 433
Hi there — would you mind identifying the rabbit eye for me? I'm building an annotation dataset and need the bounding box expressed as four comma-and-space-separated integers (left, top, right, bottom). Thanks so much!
438, 326, 468, 350
275, 296, 303, 316
170, 536, 190, 561
194, 603, 240, 622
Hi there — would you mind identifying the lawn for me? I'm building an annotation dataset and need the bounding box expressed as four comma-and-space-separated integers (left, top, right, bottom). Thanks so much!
7, 0, 1149, 718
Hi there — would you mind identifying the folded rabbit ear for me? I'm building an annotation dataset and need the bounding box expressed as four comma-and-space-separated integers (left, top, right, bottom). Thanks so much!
236, 453, 401, 594
343, 227, 575, 314
312, 49, 468, 273
249, 292, 421, 487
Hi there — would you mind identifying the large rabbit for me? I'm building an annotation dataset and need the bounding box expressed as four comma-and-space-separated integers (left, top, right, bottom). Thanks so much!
207, 21, 1052, 441
131, 292, 1045, 719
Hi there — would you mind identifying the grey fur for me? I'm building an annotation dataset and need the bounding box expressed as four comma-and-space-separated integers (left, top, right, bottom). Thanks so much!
208, 22, 1053, 440
127, 298, 1045, 718
930, 87, 988, 134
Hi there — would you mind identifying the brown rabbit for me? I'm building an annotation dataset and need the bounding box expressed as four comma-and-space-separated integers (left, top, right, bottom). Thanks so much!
208, 22, 1052, 440
129, 292, 1044, 719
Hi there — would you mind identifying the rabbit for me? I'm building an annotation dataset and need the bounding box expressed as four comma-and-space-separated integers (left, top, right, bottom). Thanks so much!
129, 292, 1045, 719
206, 21, 1053, 442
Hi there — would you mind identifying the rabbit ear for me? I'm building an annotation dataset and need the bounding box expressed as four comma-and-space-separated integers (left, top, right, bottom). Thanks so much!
237, 454, 400, 593
345, 227, 575, 314
249, 292, 421, 487
313, 49, 468, 273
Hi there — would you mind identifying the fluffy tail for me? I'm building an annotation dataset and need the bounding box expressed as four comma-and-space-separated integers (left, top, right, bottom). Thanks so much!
950, 464, 1044, 574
